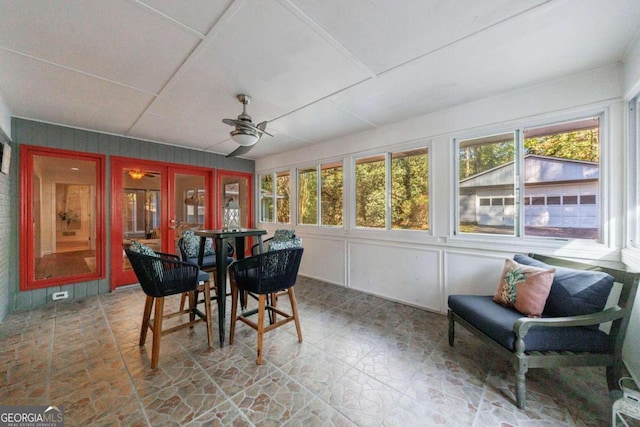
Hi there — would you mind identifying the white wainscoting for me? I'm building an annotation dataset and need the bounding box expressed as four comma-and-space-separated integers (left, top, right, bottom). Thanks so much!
347, 240, 442, 312
298, 234, 346, 286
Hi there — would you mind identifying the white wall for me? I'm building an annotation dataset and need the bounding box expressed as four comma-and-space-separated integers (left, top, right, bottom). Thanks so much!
257, 63, 640, 380
0, 93, 10, 140
622, 33, 640, 383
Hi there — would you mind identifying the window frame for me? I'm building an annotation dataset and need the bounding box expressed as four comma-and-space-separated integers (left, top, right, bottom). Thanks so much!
453, 112, 605, 243
257, 169, 292, 225
352, 143, 431, 233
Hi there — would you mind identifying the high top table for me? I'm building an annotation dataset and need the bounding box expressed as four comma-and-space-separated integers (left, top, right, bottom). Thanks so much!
194, 228, 266, 346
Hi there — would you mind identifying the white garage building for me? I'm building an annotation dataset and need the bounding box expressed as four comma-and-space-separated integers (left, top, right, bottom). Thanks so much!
459, 154, 599, 229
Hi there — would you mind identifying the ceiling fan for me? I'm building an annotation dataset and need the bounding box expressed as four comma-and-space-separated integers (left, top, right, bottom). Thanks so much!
128, 169, 157, 179
222, 94, 272, 158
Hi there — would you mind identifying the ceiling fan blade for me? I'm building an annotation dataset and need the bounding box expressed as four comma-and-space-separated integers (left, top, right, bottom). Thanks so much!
222, 118, 238, 126
226, 143, 257, 158
256, 121, 273, 137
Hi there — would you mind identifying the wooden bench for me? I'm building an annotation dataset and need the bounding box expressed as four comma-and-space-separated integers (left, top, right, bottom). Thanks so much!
448, 253, 639, 409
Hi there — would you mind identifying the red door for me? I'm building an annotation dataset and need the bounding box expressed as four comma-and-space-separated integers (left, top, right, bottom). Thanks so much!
110, 157, 213, 288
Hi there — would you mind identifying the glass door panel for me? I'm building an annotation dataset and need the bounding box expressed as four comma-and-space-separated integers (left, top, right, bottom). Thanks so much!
121, 168, 162, 274
172, 172, 207, 249
218, 171, 253, 254
20, 146, 105, 290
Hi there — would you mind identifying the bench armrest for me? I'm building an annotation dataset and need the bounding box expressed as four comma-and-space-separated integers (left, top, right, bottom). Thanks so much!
515, 306, 624, 334
513, 306, 624, 354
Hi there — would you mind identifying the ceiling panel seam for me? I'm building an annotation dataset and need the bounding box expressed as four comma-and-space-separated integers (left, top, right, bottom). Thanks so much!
123, 0, 247, 136
126, 0, 206, 40
277, 0, 377, 79
0, 46, 158, 97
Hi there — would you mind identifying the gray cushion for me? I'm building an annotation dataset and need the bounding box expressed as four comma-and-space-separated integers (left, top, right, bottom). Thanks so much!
514, 254, 614, 320
448, 295, 611, 353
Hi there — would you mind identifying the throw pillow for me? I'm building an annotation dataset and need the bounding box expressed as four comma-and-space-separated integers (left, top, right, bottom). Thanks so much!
513, 254, 614, 320
129, 240, 164, 279
268, 237, 302, 251
493, 258, 555, 317
272, 229, 296, 242
182, 229, 214, 258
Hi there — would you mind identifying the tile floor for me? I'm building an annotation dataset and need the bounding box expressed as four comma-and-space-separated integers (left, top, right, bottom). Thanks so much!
0, 276, 619, 426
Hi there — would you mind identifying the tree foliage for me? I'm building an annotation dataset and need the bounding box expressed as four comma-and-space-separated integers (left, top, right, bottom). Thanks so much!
354, 150, 429, 230
321, 166, 343, 226
524, 129, 599, 162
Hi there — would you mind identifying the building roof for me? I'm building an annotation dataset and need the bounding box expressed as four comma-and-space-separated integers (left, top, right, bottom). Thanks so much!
460, 154, 598, 188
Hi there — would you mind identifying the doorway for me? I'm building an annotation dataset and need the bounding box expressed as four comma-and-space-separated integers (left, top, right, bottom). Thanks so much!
110, 157, 214, 288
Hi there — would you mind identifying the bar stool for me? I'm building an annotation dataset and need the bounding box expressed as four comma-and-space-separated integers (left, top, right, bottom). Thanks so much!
228, 247, 304, 364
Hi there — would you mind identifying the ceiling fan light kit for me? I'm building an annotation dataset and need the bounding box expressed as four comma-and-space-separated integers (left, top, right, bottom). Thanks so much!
222, 94, 272, 157
230, 129, 259, 146
128, 169, 145, 180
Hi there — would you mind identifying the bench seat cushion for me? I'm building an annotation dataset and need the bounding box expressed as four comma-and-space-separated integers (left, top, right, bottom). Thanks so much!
448, 295, 611, 353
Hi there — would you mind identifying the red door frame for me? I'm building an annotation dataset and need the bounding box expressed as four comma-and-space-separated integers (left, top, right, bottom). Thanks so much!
20, 145, 106, 290
110, 157, 216, 289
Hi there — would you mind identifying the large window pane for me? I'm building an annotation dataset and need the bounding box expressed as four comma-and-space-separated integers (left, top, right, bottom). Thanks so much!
321, 162, 343, 226
298, 167, 318, 225
355, 155, 386, 228
458, 132, 516, 235
259, 174, 274, 223
276, 171, 290, 224
523, 117, 600, 239
391, 148, 429, 230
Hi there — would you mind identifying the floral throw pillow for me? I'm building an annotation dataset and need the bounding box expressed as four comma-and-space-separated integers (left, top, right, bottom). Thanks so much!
493, 258, 555, 317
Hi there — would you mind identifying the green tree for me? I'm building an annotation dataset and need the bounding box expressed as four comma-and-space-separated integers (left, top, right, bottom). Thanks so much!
355, 156, 385, 228
524, 129, 599, 162
321, 165, 343, 226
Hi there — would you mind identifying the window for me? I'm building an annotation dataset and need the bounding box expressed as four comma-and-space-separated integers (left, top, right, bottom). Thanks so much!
355, 147, 429, 230
456, 116, 601, 240
259, 174, 274, 223
391, 148, 429, 230
259, 171, 291, 224
276, 171, 290, 224
298, 167, 318, 225
355, 155, 386, 228
296, 162, 344, 227
458, 132, 516, 235
321, 162, 343, 226
523, 117, 600, 239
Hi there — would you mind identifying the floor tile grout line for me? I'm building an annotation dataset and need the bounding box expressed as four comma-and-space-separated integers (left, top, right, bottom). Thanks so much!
176, 337, 258, 426
96, 291, 153, 427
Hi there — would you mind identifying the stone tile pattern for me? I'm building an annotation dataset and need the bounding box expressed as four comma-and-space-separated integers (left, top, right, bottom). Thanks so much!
0, 276, 614, 426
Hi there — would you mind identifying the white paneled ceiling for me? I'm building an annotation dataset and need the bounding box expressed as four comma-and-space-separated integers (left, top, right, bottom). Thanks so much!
1, 0, 639, 159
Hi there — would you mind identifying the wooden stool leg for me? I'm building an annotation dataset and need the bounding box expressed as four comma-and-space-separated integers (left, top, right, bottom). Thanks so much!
140, 295, 154, 346
256, 294, 266, 365
229, 278, 238, 345
288, 288, 302, 343
179, 292, 187, 311
151, 297, 165, 369
203, 281, 213, 348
